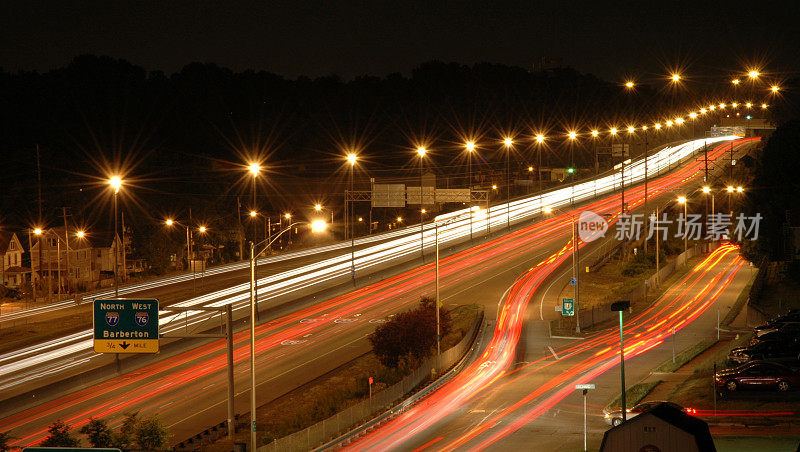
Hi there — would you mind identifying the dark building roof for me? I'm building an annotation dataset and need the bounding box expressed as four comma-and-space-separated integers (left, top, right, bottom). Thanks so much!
600, 402, 716, 452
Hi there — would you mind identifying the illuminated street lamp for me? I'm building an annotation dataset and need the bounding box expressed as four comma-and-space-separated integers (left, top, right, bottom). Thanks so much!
165, 218, 193, 281
771, 85, 780, 93
748, 70, 760, 79
503, 137, 513, 229
678, 196, 688, 256
465, 141, 476, 239
625, 81, 634, 88
247, 220, 325, 447
671, 74, 681, 82
416, 147, 427, 258
535, 134, 546, 193
732, 78, 740, 85
591, 130, 599, 176
249, 210, 257, 218
108, 175, 123, 297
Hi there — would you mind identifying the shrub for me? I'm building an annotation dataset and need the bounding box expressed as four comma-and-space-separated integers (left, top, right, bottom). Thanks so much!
368, 297, 451, 367
40, 420, 80, 447
80, 418, 113, 448
134, 415, 170, 450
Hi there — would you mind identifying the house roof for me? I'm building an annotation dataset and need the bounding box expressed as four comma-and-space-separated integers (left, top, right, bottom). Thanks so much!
600, 402, 715, 452
0, 231, 22, 254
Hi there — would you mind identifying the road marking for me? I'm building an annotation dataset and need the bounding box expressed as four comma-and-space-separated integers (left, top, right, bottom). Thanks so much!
547, 346, 560, 360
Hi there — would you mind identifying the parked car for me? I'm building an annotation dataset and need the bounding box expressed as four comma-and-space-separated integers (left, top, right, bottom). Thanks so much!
729, 340, 800, 364
755, 322, 800, 338
602, 401, 687, 426
750, 330, 800, 346
715, 361, 800, 394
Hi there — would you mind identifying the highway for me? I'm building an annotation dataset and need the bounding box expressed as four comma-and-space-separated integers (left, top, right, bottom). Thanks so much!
0, 137, 756, 448
348, 244, 747, 451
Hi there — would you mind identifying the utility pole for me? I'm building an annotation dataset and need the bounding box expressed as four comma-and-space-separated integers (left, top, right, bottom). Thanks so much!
237, 197, 244, 260
121, 211, 127, 283
28, 232, 36, 302
36, 144, 44, 302
62, 208, 71, 294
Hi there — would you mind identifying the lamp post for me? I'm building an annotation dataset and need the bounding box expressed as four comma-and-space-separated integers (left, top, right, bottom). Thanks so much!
417, 147, 427, 258
535, 134, 545, 194
591, 130, 599, 177
611, 300, 631, 420
247, 219, 326, 448
434, 211, 472, 359
503, 137, 513, 229
347, 153, 357, 281
678, 196, 688, 257
165, 219, 193, 279
466, 142, 475, 240
567, 131, 577, 205
108, 176, 122, 297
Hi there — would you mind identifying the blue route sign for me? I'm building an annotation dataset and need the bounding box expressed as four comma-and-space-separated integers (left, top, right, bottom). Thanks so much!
570, 277, 578, 286
93, 299, 159, 353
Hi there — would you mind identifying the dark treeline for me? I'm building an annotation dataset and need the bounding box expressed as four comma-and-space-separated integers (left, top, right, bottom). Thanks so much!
0, 55, 742, 239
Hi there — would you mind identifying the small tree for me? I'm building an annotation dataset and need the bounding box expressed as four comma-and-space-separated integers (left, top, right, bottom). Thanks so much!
1, 431, 16, 452
369, 297, 451, 367
80, 418, 113, 448
40, 420, 80, 447
134, 415, 170, 451
110, 411, 139, 450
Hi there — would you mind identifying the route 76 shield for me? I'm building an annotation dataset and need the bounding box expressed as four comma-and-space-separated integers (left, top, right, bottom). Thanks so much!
135, 311, 149, 327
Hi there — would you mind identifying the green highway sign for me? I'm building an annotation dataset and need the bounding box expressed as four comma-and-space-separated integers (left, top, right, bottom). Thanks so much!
93, 299, 159, 353
562, 298, 575, 316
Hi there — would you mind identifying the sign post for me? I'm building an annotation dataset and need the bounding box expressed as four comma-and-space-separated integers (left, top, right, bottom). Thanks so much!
575, 383, 596, 451
93, 299, 159, 353
562, 297, 575, 316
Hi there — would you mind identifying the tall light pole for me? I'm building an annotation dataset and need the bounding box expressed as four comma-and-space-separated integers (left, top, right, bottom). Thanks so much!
248, 163, 260, 316
591, 130, 599, 177
609, 128, 618, 207
417, 147, 427, 258
567, 131, 577, 205
347, 153, 357, 281
611, 300, 631, 420
248, 219, 327, 448
624, 126, 634, 216
108, 176, 122, 297
535, 134, 545, 194
678, 196, 688, 257
545, 206, 580, 333
503, 137, 513, 229
466, 141, 475, 240
165, 219, 192, 277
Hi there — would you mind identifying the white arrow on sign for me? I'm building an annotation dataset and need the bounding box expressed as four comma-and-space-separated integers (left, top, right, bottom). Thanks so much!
574, 384, 596, 390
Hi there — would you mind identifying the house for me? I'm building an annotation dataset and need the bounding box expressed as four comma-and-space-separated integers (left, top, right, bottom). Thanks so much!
30, 228, 121, 291
0, 231, 29, 289
600, 402, 716, 452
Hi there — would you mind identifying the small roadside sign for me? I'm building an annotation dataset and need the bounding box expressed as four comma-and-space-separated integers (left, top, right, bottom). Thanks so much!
555, 305, 562, 312
562, 298, 575, 316
575, 384, 596, 390
93, 299, 159, 354
570, 277, 577, 286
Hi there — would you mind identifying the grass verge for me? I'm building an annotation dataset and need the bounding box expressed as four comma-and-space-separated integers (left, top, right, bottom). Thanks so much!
605, 380, 661, 410
720, 269, 758, 327
653, 339, 717, 373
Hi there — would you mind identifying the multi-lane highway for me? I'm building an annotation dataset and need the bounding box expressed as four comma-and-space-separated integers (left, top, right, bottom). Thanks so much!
0, 136, 757, 448
348, 244, 747, 451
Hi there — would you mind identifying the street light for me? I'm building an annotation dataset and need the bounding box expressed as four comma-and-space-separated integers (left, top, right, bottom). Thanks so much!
611, 300, 631, 421
625, 81, 635, 88
466, 141, 476, 240
247, 220, 326, 448
416, 147, 427, 259
567, 132, 577, 204
503, 137, 513, 230
108, 176, 123, 297
591, 130, 599, 175
671, 74, 681, 82
165, 218, 193, 283
535, 134, 546, 193
678, 196, 688, 256
748, 70, 760, 79
771, 85, 780, 93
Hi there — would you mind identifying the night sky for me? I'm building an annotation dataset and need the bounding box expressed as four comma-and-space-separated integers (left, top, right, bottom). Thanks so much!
3, 1, 798, 80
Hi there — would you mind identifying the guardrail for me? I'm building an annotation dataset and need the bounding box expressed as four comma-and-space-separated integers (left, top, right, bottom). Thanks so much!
259, 309, 485, 451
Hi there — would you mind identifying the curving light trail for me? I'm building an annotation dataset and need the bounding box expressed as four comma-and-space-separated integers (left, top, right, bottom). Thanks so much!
0, 138, 757, 448
348, 244, 745, 451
